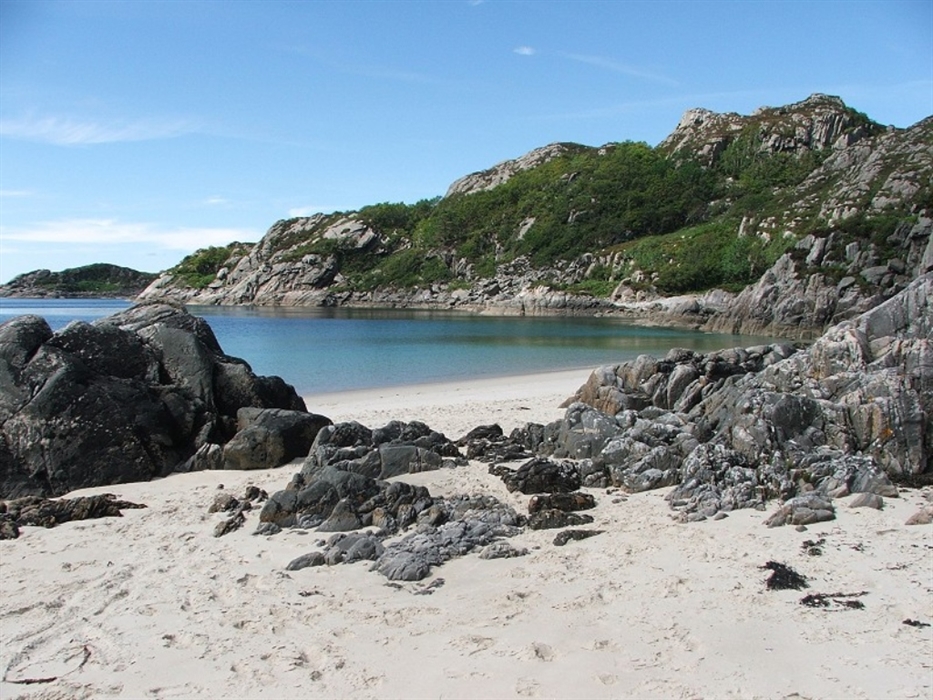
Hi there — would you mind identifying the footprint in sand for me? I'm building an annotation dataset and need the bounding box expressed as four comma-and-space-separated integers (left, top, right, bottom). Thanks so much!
516, 677, 541, 697
531, 642, 555, 661
450, 634, 496, 655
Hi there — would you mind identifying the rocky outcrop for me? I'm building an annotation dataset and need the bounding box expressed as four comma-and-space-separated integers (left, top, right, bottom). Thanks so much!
659, 94, 879, 166
444, 143, 582, 197
554, 274, 931, 517
696, 216, 932, 341
258, 419, 464, 532
0, 263, 157, 298
0, 303, 306, 498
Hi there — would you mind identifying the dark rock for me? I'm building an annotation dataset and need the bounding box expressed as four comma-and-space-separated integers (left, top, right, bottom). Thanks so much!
560, 277, 933, 521
494, 457, 581, 494
458, 423, 536, 462
223, 427, 286, 470
528, 492, 596, 513
317, 499, 363, 532
213, 511, 245, 537
235, 408, 332, 463
372, 551, 431, 581
253, 521, 281, 536
0, 513, 20, 539
0, 303, 307, 498
553, 529, 604, 546
324, 532, 385, 563
303, 419, 461, 481
458, 424, 504, 443
2, 493, 146, 533
180, 443, 224, 472
550, 404, 621, 459
526, 509, 594, 530
286, 552, 326, 571
209, 493, 241, 513
377, 445, 443, 480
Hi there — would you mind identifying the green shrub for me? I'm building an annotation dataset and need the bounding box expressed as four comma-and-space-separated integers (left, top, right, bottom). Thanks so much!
171, 244, 247, 289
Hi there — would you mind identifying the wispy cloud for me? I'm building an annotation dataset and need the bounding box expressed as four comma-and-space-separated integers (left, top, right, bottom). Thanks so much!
280, 44, 442, 86
203, 196, 229, 206
0, 115, 195, 145
514, 46, 536, 56
0, 189, 33, 198
1, 219, 255, 249
559, 52, 678, 86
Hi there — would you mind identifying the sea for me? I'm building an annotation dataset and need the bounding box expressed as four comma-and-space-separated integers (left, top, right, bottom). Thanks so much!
0, 298, 775, 395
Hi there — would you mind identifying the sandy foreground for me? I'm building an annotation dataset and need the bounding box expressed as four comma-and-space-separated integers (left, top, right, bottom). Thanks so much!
2, 369, 932, 700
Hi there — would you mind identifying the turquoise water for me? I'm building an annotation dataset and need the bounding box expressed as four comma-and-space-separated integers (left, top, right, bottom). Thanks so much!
0, 299, 774, 395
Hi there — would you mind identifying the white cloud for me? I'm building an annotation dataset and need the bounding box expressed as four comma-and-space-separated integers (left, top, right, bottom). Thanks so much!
203, 196, 229, 206
560, 53, 678, 86
1, 219, 255, 250
0, 115, 195, 145
514, 46, 536, 56
0, 189, 33, 198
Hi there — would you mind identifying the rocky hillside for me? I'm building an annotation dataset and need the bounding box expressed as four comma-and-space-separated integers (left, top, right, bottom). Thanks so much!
0, 263, 157, 298
139, 95, 932, 337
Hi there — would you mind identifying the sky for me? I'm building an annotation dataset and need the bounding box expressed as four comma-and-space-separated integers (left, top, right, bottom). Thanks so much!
1, 0, 931, 284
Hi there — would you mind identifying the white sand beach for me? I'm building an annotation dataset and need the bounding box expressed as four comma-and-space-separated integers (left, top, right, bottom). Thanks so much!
2, 370, 932, 700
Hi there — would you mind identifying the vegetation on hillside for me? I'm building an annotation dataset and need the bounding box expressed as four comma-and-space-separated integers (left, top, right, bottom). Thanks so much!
169, 243, 252, 289
161, 98, 928, 298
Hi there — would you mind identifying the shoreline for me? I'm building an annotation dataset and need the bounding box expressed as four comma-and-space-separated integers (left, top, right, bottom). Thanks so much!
304, 367, 592, 438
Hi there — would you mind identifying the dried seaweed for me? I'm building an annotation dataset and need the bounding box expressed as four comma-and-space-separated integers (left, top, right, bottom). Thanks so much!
761, 561, 809, 590
800, 591, 867, 610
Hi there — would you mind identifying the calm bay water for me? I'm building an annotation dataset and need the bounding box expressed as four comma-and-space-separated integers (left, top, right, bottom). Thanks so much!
0, 298, 774, 395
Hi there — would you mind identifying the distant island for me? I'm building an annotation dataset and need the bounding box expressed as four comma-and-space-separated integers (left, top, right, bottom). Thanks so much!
0, 263, 157, 299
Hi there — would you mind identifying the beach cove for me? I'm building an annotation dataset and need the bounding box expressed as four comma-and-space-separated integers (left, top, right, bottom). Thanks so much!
2, 368, 932, 699
1, 287, 932, 700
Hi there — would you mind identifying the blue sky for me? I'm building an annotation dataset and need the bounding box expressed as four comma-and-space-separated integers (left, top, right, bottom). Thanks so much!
1, 0, 931, 284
